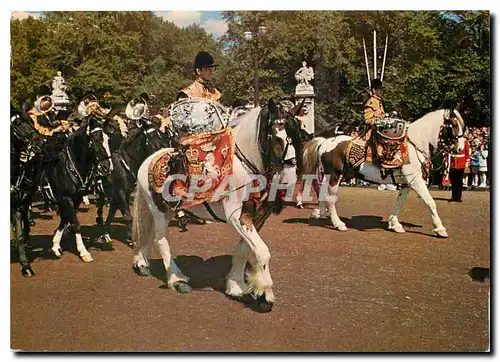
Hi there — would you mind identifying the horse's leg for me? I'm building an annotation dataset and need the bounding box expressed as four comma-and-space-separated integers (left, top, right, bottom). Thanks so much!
104, 201, 118, 225
62, 196, 93, 262
28, 205, 36, 226
226, 239, 252, 298
13, 209, 34, 277
410, 176, 448, 238
388, 187, 410, 233
226, 206, 272, 299
224, 200, 274, 312
324, 179, 347, 231
50, 199, 69, 258
309, 181, 323, 219
116, 188, 133, 247
151, 212, 191, 293
95, 192, 106, 225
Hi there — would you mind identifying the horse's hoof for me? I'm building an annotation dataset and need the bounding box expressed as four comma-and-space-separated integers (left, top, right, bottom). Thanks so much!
22, 266, 35, 277
179, 217, 189, 231
336, 224, 348, 231
96, 217, 104, 226
80, 254, 94, 263
173, 282, 192, 294
133, 264, 150, 276
126, 240, 137, 249
246, 294, 273, 313
50, 248, 62, 259
310, 210, 321, 219
390, 226, 405, 233
435, 230, 448, 238
296, 203, 304, 209
29, 220, 36, 226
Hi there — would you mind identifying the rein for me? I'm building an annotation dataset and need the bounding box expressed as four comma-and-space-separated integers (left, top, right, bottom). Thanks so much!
64, 126, 109, 192
65, 146, 95, 192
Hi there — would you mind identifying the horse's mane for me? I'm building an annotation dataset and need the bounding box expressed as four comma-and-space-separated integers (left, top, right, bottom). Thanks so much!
257, 104, 271, 161
408, 109, 445, 151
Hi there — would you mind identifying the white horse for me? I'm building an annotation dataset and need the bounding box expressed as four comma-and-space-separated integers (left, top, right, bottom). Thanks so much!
301, 109, 465, 237
131, 99, 302, 313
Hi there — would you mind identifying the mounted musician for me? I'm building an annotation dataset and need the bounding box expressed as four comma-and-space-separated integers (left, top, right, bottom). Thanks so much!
159, 51, 227, 229
29, 85, 74, 137
356, 33, 410, 180
124, 93, 152, 136
362, 78, 385, 140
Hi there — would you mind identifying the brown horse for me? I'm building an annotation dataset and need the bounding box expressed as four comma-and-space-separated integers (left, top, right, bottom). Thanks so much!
300, 109, 466, 238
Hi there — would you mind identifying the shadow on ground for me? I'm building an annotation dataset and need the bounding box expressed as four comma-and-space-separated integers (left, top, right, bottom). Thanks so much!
282, 214, 443, 238
148, 254, 232, 292
146, 255, 264, 311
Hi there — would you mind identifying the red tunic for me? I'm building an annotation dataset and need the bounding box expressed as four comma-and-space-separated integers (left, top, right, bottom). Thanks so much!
450, 140, 470, 169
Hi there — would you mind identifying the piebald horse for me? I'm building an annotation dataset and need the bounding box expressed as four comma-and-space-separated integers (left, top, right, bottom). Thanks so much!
131, 99, 303, 312
301, 109, 465, 237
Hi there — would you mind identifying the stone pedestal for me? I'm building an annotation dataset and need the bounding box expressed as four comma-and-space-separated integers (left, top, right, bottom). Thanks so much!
294, 86, 315, 134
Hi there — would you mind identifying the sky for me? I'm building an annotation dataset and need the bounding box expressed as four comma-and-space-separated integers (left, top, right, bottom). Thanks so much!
10, 11, 228, 38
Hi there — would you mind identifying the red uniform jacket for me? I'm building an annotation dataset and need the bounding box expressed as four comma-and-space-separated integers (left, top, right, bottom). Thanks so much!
450, 140, 470, 169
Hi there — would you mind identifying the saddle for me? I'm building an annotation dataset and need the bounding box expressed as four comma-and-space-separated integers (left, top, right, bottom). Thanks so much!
347, 118, 410, 170
148, 128, 235, 210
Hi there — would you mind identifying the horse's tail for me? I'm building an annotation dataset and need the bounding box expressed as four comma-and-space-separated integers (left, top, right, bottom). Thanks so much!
301, 137, 327, 175
132, 184, 154, 249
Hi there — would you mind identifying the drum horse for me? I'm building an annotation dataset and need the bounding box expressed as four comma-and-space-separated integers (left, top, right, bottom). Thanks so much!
131, 98, 305, 312
301, 108, 465, 237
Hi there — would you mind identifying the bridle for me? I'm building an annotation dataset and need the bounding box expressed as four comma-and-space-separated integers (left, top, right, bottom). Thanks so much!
11, 114, 44, 154
85, 124, 113, 177
438, 109, 464, 153
410, 109, 465, 177
269, 119, 294, 166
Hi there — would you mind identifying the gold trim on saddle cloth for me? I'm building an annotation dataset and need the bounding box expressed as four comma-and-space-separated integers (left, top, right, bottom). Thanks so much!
346, 140, 366, 169
148, 149, 178, 194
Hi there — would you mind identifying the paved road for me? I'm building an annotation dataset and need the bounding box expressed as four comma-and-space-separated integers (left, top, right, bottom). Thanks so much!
11, 188, 490, 351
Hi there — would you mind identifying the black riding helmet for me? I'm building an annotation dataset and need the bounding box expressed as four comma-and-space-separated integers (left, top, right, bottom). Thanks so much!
193, 51, 218, 70
371, 78, 383, 89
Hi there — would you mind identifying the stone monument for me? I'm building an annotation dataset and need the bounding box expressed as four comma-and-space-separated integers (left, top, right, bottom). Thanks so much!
294, 61, 315, 134
50, 71, 71, 111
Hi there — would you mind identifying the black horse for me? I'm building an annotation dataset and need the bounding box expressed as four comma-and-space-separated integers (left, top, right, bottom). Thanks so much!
44, 117, 113, 262
96, 117, 168, 246
10, 107, 46, 276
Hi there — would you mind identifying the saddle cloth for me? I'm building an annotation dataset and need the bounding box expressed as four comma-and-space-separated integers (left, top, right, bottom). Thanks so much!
148, 128, 235, 209
347, 136, 410, 169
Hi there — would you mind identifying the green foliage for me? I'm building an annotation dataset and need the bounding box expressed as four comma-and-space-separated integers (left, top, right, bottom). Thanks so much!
11, 11, 490, 128
10, 11, 221, 110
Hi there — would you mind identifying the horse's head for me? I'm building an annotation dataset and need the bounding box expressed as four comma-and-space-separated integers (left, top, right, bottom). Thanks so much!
83, 118, 113, 176
141, 119, 165, 154
440, 108, 465, 152
261, 98, 306, 172
10, 109, 45, 155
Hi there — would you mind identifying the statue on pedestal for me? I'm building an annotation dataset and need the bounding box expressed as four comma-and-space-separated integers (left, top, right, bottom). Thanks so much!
50, 71, 71, 111
294, 61, 314, 94
294, 61, 315, 134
